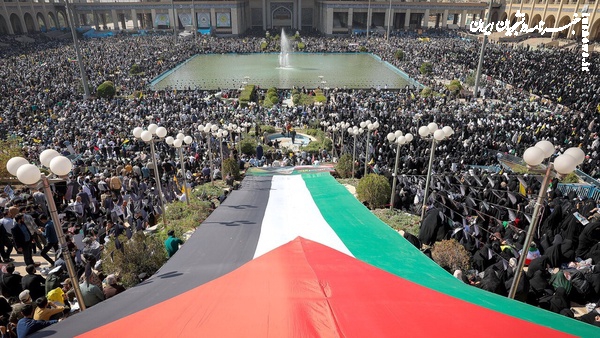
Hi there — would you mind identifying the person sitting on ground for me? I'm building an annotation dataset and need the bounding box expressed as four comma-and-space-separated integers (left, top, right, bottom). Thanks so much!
9, 290, 34, 326
78, 262, 105, 308
103, 274, 125, 299
0, 263, 22, 299
21, 264, 46, 302
33, 296, 65, 321
16, 304, 58, 337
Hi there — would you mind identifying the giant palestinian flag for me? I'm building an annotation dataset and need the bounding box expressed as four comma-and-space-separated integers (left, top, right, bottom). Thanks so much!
34, 170, 599, 337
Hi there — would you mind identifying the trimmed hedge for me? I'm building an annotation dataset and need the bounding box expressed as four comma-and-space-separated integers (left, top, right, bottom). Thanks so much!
97, 81, 116, 99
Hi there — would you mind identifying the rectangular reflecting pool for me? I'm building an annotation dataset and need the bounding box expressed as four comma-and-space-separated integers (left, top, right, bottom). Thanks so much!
150, 53, 419, 90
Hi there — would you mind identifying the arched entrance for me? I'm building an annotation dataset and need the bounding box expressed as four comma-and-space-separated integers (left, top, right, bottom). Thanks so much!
556, 15, 571, 38
0, 15, 9, 34
500, 12, 508, 22
57, 10, 67, 28
544, 15, 556, 37
530, 14, 542, 28
36, 12, 47, 31
510, 13, 518, 26
10, 13, 23, 34
48, 12, 58, 29
491, 12, 499, 23
24, 13, 36, 33
272, 6, 292, 29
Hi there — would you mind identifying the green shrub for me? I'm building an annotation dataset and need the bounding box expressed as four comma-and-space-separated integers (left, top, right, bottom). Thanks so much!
260, 41, 268, 51
466, 72, 476, 87
239, 84, 256, 107
315, 95, 327, 103
0, 138, 23, 179
101, 232, 167, 288
446, 79, 462, 96
130, 64, 143, 75
419, 62, 433, 75
262, 97, 273, 107
297, 42, 306, 50
359, 46, 367, 52
560, 172, 580, 183
431, 239, 472, 272
222, 157, 241, 180
394, 49, 405, 61
261, 125, 277, 134
292, 94, 300, 105
97, 81, 116, 99
371, 209, 421, 237
305, 129, 320, 137
356, 174, 391, 209
240, 138, 257, 156
420, 87, 433, 97
335, 154, 353, 178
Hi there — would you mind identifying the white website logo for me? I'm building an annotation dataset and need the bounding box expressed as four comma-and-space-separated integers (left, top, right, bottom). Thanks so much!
469, 11, 591, 72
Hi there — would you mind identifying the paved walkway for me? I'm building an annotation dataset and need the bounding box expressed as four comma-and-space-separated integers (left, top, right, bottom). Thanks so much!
1, 247, 54, 276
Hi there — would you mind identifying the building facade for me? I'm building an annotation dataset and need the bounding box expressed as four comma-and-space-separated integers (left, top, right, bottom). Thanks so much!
0, 0, 598, 41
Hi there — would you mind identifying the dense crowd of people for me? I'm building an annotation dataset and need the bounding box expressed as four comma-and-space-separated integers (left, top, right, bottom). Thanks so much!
0, 27, 599, 333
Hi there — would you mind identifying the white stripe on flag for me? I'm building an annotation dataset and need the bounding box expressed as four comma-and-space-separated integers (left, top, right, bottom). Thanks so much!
253, 175, 353, 258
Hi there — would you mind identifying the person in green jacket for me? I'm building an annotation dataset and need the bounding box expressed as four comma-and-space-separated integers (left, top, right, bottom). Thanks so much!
165, 230, 184, 258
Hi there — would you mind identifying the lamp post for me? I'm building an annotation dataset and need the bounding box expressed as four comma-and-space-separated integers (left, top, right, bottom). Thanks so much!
132, 124, 168, 225
473, 0, 494, 98
65, 0, 90, 99
165, 132, 193, 205
171, 0, 177, 42
347, 126, 363, 178
507, 142, 585, 299
361, 119, 379, 177
215, 127, 228, 178
386, 0, 392, 43
198, 123, 218, 185
7, 151, 86, 311
191, 0, 197, 39
418, 123, 453, 221
366, 0, 372, 39
387, 130, 414, 210
328, 125, 339, 159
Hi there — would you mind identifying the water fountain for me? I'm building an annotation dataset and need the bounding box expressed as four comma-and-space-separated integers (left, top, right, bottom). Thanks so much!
278, 28, 291, 68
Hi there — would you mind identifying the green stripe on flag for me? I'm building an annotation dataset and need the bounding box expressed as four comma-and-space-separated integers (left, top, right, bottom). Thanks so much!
303, 173, 599, 336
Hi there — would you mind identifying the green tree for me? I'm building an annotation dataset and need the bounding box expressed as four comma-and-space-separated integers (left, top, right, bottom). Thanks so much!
419, 62, 433, 75
101, 232, 167, 288
394, 49, 405, 61
446, 79, 462, 96
297, 42, 306, 50
356, 174, 391, 209
240, 138, 258, 156
420, 87, 433, 98
335, 154, 353, 178
465, 71, 476, 87
222, 157, 241, 180
431, 239, 472, 272
130, 64, 143, 75
97, 81, 116, 99
0, 138, 23, 179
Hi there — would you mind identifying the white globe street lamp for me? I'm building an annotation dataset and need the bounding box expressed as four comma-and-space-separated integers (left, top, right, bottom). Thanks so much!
133, 124, 167, 225
419, 123, 453, 221
6, 153, 85, 311
387, 131, 413, 210
508, 143, 586, 299
364, 120, 379, 177
167, 132, 193, 205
